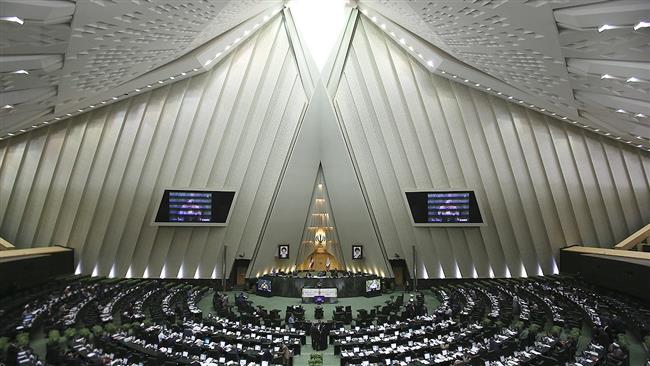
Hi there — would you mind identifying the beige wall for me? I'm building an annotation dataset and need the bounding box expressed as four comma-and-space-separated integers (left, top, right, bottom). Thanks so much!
0, 18, 308, 278
331, 17, 650, 278
0, 14, 648, 279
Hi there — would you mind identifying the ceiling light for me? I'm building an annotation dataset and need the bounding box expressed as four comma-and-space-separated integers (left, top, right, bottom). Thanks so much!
427, 60, 434, 67
19, 129, 26, 133
263, 15, 270, 21
253, 23, 260, 29
135, 89, 140, 92
101, 101, 106, 104
371, 16, 377, 22
635, 113, 647, 118
43, 121, 50, 124
31, 125, 37, 128
77, 109, 83, 112
626, 77, 641, 82
8, 133, 15, 136
0, 16, 24, 25
169, 76, 175, 80
616, 109, 627, 113
1, 104, 13, 109
475, 83, 480, 87
601, 74, 614, 79
518, 100, 524, 103
508, 96, 513, 99
234, 37, 241, 43
181, 72, 186, 76
399, 38, 406, 45
146, 85, 152, 88
486, 87, 491, 91
11, 69, 29, 75
112, 96, 118, 100
452, 75, 457, 78
634, 21, 650, 30
464, 79, 469, 82
497, 92, 502, 95
380, 23, 386, 29
604, 132, 610, 136
158, 80, 163, 84
598, 24, 616, 32
562, 117, 568, 120
192, 68, 199, 72
66, 113, 71, 116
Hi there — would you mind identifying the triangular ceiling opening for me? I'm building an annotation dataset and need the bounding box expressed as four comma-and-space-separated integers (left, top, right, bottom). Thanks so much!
295, 165, 345, 271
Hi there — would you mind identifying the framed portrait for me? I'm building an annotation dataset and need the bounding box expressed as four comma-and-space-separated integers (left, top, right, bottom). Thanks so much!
278, 245, 289, 259
352, 245, 363, 260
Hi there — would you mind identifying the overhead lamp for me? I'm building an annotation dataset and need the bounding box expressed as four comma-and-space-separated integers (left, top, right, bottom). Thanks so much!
0, 16, 24, 25
634, 21, 650, 30
635, 113, 647, 118
626, 77, 641, 82
598, 24, 616, 32
1, 104, 13, 109
427, 60, 434, 67
11, 69, 29, 75
600, 74, 614, 79
616, 109, 627, 113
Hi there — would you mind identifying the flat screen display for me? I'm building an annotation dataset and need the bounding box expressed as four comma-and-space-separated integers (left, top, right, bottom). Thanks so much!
366, 279, 381, 292
155, 190, 235, 224
257, 279, 272, 293
405, 191, 483, 224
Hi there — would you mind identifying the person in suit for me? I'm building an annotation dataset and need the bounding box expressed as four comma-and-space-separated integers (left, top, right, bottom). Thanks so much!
280, 343, 292, 366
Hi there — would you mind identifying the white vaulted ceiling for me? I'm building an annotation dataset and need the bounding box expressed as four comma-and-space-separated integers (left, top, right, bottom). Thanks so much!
1, 0, 281, 135
358, 0, 649, 150
1, 0, 648, 150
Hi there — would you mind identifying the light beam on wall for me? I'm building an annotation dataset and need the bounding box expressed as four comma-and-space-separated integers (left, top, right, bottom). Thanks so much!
287, 0, 348, 72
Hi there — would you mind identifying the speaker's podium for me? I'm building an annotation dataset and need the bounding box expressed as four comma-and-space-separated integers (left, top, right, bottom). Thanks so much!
301, 287, 338, 303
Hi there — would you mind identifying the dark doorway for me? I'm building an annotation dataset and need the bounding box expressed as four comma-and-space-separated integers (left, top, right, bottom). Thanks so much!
229, 259, 250, 289
389, 259, 410, 289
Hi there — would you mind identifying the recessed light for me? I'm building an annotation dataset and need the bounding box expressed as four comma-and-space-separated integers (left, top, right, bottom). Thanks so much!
626, 77, 641, 83
634, 21, 650, 30
508, 96, 513, 99
601, 74, 614, 79
77, 109, 83, 112
11, 69, 29, 75
635, 113, 647, 118
598, 24, 616, 32
135, 89, 140, 92
66, 113, 72, 116
0, 16, 24, 25
8, 133, 15, 136
475, 83, 480, 87
1, 104, 13, 109
31, 125, 38, 128
112, 96, 118, 100
464, 79, 469, 82
616, 109, 627, 113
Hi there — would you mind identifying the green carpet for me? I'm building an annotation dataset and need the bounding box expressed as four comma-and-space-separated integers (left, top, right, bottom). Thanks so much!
203, 290, 441, 366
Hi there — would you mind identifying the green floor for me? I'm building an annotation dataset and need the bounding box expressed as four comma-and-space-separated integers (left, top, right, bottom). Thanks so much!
201, 290, 441, 366
27, 289, 649, 365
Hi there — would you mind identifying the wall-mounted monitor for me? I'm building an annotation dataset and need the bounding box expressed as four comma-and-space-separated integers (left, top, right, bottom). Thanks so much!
404, 190, 484, 227
153, 189, 236, 226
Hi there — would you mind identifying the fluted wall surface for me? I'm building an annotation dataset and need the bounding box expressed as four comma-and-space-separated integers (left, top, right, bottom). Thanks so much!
331, 18, 650, 278
0, 18, 308, 278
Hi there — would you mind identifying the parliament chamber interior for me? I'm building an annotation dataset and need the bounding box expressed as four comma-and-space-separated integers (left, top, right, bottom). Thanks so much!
0, 1, 649, 366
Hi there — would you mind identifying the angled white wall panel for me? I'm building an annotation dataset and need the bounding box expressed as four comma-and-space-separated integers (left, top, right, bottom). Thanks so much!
332, 18, 650, 278
0, 17, 308, 278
